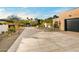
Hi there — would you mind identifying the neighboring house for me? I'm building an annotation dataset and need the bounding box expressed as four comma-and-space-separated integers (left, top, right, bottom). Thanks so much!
0, 25, 8, 34
53, 8, 79, 31
0, 19, 8, 34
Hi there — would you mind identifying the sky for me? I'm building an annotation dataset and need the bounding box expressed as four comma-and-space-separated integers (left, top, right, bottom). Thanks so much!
0, 7, 76, 19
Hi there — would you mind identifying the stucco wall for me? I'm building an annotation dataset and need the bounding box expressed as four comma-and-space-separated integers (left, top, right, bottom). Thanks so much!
57, 8, 79, 30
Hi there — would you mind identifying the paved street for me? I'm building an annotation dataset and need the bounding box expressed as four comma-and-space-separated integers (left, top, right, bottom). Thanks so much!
8, 27, 79, 52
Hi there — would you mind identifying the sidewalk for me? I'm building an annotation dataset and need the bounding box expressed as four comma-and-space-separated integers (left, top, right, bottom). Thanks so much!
8, 27, 41, 52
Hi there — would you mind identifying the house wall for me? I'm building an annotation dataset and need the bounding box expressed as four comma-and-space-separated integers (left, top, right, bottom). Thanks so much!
57, 8, 79, 30
0, 25, 8, 34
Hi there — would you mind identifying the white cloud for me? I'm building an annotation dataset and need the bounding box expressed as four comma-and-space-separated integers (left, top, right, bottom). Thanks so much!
16, 13, 36, 19
0, 9, 13, 19
0, 13, 12, 19
0, 8, 10, 19
53, 8, 74, 14
0, 11, 36, 19
0, 8, 37, 19
0, 8, 5, 12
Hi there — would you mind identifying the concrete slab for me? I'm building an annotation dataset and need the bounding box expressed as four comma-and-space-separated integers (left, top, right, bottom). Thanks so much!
8, 27, 79, 52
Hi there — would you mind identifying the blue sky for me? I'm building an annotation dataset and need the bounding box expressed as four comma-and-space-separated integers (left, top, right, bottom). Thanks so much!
0, 7, 76, 19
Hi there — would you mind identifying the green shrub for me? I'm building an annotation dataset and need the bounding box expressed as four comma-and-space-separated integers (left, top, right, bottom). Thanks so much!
1, 31, 5, 34
9, 27, 16, 32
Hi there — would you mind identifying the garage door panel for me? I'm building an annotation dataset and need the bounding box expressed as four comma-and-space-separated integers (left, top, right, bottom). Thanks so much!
65, 18, 79, 31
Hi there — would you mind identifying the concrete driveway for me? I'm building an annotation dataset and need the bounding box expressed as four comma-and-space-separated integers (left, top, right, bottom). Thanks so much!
8, 27, 79, 52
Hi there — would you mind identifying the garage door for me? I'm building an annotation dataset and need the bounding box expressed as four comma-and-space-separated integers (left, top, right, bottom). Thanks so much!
65, 18, 79, 31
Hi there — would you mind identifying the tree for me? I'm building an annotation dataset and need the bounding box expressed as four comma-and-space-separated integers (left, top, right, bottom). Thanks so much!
53, 15, 59, 19
53, 15, 59, 30
27, 17, 31, 20
44, 15, 59, 28
7, 15, 21, 20
35, 18, 41, 25
7, 15, 21, 24
45, 17, 53, 24
30, 18, 33, 20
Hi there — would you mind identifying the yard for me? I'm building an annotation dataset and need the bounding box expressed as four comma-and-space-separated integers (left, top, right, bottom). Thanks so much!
0, 28, 24, 52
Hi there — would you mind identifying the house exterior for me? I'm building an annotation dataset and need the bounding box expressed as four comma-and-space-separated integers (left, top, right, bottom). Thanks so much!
53, 8, 79, 31
0, 19, 8, 34
0, 25, 8, 34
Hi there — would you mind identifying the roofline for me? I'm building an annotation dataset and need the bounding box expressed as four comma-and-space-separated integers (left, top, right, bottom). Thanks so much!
58, 7, 79, 15
65, 17, 79, 20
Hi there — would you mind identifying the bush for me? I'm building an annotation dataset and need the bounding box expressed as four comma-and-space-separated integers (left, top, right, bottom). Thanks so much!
9, 27, 16, 32
54, 21, 59, 28
1, 31, 5, 34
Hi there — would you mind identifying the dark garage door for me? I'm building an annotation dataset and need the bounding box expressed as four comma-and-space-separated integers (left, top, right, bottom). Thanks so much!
65, 18, 79, 31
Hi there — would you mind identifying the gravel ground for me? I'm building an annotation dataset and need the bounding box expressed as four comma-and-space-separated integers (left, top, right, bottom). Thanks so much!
0, 28, 24, 52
